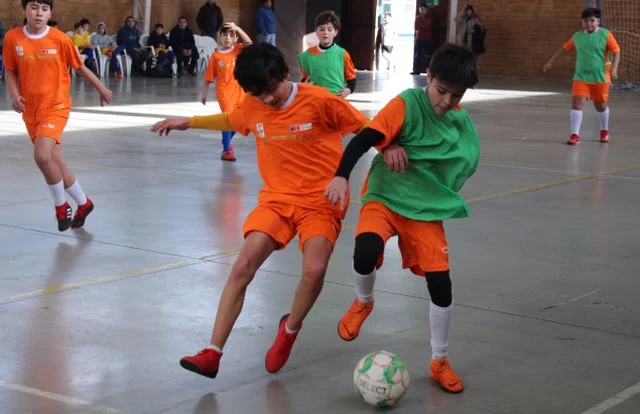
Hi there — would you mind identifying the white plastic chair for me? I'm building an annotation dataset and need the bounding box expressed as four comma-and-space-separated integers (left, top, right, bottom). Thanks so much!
195, 35, 217, 73
112, 34, 132, 76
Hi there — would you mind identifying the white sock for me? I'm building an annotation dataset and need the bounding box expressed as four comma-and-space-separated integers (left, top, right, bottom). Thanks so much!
570, 109, 583, 136
598, 107, 610, 131
430, 302, 452, 359
207, 344, 223, 353
354, 268, 376, 304
48, 181, 66, 206
65, 180, 87, 205
284, 323, 299, 334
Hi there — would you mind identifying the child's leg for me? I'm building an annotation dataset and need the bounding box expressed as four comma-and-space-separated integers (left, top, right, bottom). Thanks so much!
34, 137, 64, 188
570, 95, 586, 136
286, 235, 334, 330
210, 231, 279, 348
352, 232, 384, 303
52, 145, 88, 206
221, 131, 235, 152
592, 82, 611, 142
425, 271, 453, 359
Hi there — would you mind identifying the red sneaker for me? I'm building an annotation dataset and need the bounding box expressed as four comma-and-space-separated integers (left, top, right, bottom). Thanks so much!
567, 134, 580, 145
55, 202, 72, 232
265, 314, 299, 373
179, 348, 222, 379
600, 130, 609, 143
116, 72, 123, 80
221, 147, 236, 162
71, 198, 94, 228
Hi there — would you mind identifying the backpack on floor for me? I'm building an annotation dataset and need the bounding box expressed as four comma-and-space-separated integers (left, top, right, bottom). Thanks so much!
145, 53, 173, 78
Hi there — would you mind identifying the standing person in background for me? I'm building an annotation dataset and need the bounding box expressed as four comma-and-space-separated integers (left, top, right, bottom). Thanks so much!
411, 2, 434, 75
0, 19, 5, 80
455, 5, 485, 54
256, 0, 276, 45
197, 0, 224, 39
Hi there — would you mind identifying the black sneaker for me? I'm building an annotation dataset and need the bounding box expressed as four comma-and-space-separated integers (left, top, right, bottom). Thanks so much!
71, 199, 94, 228
55, 202, 72, 232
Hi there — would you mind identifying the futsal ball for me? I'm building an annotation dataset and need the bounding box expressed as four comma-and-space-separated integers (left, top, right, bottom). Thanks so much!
353, 350, 410, 408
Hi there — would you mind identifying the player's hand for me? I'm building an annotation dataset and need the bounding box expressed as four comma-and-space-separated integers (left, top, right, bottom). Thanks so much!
99, 88, 113, 106
224, 22, 237, 31
324, 176, 349, 211
543, 62, 552, 72
337, 87, 351, 98
382, 144, 408, 173
612, 68, 619, 81
150, 118, 190, 136
201, 95, 207, 105
11, 95, 26, 113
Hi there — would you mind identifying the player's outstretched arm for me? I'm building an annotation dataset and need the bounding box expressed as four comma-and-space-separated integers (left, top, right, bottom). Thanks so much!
150, 113, 234, 136
543, 46, 566, 72
75, 66, 113, 106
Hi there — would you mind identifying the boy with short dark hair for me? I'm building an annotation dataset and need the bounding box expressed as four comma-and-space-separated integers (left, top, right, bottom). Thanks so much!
325, 43, 480, 394
543, 7, 621, 145
151, 43, 368, 379
3, 0, 112, 231
298, 10, 356, 98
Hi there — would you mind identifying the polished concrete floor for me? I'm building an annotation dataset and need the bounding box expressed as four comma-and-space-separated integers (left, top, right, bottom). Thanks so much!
1, 71, 640, 414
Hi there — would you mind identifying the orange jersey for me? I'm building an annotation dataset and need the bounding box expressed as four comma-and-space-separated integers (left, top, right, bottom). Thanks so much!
205, 43, 245, 112
227, 82, 367, 215
2, 26, 83, 123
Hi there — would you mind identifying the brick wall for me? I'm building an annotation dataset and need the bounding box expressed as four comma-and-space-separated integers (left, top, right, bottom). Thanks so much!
456, 0, 638, 80
0, 0, 257, 39
455, 0, 583, 78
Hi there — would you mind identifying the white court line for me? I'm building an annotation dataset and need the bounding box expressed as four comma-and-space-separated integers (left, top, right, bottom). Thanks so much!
581, 382, 640, 414
0, 380, 123, 413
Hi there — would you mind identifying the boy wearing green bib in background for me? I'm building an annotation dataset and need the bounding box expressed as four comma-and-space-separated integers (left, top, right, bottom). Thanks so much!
324, 43, 479, 394
543, 7, 620, 145
298, 10, 356, 98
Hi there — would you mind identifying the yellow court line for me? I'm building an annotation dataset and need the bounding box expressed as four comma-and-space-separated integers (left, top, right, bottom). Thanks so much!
0, 249, 241, 306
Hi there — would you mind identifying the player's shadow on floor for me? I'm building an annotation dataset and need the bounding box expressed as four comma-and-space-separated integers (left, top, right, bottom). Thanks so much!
265, 380, 293, 414
193, 392, 218, 413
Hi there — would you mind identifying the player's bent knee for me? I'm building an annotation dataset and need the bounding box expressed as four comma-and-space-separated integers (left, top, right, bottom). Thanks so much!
229, 256, 260, 285
425, 271, 452, 307
302, 262, 328, 285
353, 232, 384, 275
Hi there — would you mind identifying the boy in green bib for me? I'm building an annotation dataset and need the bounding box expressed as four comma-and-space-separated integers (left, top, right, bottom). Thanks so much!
298, 10, 356, 98
325, 43, 479, 394
543, 7, 620, 145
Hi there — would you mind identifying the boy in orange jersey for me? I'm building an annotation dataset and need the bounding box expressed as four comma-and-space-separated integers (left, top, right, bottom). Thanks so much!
151, 43, 367, 379
3, 0, 112, 231
201, 22, 252, 161
298, 10, 356, 98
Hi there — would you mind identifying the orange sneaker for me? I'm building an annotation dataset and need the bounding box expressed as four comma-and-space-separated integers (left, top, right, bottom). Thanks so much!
430, 358, 464, 393
600, 130, 609, 143
337, 298, 374, 341
265, 314, 299, 373
179, 348, 222, 379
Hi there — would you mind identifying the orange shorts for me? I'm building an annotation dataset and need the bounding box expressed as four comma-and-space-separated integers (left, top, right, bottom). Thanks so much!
572, 81, 610, 102
356, 201, 449, 276
243, 202, 342, 251
25, 113, 69, 144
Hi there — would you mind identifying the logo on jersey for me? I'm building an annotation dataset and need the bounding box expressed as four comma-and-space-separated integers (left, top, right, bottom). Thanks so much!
289, 123, 313, 133
40, 49, 58, 55
42, 123, 56, 129
16, 45, 24, 56
256, 123, 265, 138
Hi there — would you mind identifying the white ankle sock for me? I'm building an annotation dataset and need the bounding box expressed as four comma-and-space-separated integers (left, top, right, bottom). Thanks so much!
208, 344, 223, 353
354, 268, 376, 304
48, 181, 66, 206
570, 109, 583, 136
65, 180, 87, 205
598, 107, 610, 131
430, 302, 452, 359
284, 323, 299, 334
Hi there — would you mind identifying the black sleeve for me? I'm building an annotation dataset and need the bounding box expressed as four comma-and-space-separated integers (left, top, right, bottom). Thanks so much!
346, 78, 356, 93
335, 128, 385, 180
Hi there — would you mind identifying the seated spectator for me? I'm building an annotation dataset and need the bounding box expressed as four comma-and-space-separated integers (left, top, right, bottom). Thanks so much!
91, 22, 123, 79
72, 21, 98, 75
115, 16, 148, 76
148, 23, 175, 59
